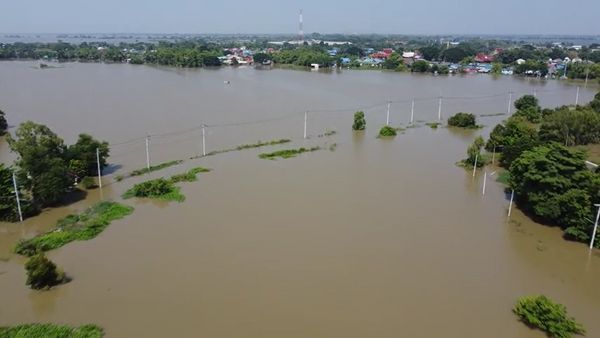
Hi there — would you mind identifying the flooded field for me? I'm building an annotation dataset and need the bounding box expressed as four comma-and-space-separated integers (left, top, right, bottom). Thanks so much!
0, 61, 599, 338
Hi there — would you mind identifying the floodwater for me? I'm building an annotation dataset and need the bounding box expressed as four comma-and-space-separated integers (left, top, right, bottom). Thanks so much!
0, 61, 599, 338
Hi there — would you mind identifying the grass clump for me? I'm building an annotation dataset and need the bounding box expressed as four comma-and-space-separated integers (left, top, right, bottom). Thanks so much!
0, 324, 103, 338
14, 201, 134, 256
169, 167, 210, 183
426, 122, 441, 129
79, 176, 98, 189
123, 178, 184, 202
130, 160, 182, 177
378, 125, 397, 137
235, 139, 290, 150
496, 170, 510, 186
514, 295, 585, 338
258, 147, 320, 160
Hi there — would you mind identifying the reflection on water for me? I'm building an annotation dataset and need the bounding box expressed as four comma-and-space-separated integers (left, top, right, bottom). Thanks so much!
0, 62, 599, 338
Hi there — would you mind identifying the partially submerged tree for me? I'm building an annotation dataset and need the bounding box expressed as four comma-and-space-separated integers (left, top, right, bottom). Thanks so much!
485, 116, 540, 167
25, 252, 65, 290
514, 295, 585, 338
0, 109, 7, 135
352, 111, 366, 131
448, 112, 477, 128
466, 136, 486, 167
378, 125, 397, 137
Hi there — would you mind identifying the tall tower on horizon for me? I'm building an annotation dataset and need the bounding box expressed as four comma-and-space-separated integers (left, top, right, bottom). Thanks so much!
298, 9, 304, 42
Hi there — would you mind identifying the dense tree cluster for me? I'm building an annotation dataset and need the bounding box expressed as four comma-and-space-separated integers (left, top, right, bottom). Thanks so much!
4, 121, 109, 219
271, 47, 334, 67
448, 112, 477, 128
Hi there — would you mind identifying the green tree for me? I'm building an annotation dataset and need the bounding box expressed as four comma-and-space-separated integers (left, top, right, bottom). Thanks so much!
485, 116, 540, 167
411, 60, 430, 73
514, 295, 585, 338
514, 95, 539, 111
448, 112, 477, 128
253, 52, 271, 64
491, 63, 502, 75
590, 91, 600, 113
352, 111, 366, 131
509, 143, 599, 243
25, 252, 64, 289
442, 47, 471, 63
378, 125, 397, 137
466, 136, 485, 167
67, 134, 109, 178
382, 53, 402, 70
539, 106, 600, 146
7, 122, 71, 206
419, 45, 441, 61
0, 108, 7, 135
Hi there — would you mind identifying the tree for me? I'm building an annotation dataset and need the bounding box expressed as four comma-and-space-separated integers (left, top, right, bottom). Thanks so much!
485, 116, 540, 167
590, 91, 600, 113
442, 47, 471, 63
25, 252, 64, 289
509, 143, 600, 243
0, 109, 7, 135
514, 95, 539, 111
539, 106, 600, 146
7, 122, 71, 206
491, 63, 502, 75
411, 60, 430, 73
466, 136, 485, 167
514, 295, 585, 338
66, 134, 109, 178
378, 125, 397, 137
352, 111, 366, 131
382, 53, 402, 70
253, 52, 271, 64
448, 112, 477, 128
419, 45, 441, 61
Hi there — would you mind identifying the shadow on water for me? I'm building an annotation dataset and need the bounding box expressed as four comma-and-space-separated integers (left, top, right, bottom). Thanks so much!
51, 189, 88, 208
103, 163, 122, 175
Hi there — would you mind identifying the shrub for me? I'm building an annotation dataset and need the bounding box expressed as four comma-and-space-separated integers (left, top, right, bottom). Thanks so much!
448, 112, 477, 128
514, 95, 540, 111
514, 295, 585, 338
25, 253, 64, 289
465, 136, 486, 167
378, 125, 397, 137
258, 147, 320, 160
123, 178, 185, 202
352, 111, 366, 131
514, 106, 542, 123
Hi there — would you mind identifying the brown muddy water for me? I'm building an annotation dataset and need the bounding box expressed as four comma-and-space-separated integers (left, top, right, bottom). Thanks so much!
0, 61, 599, 338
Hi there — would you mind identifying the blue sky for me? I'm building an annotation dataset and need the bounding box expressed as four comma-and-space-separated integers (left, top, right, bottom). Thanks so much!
2, 0, 599, 35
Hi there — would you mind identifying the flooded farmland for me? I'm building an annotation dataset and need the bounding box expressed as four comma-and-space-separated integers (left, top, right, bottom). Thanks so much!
0, 61, 599, 338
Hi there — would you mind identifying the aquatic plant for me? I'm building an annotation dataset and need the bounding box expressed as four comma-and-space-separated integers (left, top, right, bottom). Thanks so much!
169, 167, 210, 183
235, 139, 291, 150
0, 324, 103, 338
514, 295, 585, 338
258, 147, 320, 160
426, 122, 441, 129
122, 178, 184, 202
14, 201, 134, 256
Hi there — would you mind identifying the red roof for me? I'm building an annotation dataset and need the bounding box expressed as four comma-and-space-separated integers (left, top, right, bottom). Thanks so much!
474, 53, 496, 63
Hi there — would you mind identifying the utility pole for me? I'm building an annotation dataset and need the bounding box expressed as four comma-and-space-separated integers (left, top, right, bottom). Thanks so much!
590, 204, 600, 249
303, 111, 308, 139
482, 171, 487, 195
508, 190, 515, 217
437, 96, 442, 121
472, 154, 478, 178
202, 124, 206, 157
96, 148, 102, 188
507, 91, 512, 115
410, 99, 415, 124
12, 173, 23, 222
575, 86, 580, 106
492, 146, 496, 166
145, 135, 151, 170
386, 101, 391, 126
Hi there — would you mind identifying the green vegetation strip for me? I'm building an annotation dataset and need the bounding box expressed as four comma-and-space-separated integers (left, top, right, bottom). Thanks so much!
0, 324, 103, 338
15, 201, 134, 256
259, 147, 320, 160
514, 295, 585, 338
130, 160, 183, 177
123, 167, 210, 202
192, 139, 291, 158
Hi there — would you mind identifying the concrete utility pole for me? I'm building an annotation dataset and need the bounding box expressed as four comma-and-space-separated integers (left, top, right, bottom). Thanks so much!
202, 124, 206, 157
410, 99, 415, 124
96, 148, 102, 188
472, 154, 478, 178
145, 135, 151, 170
386, 101, 391, 126
437, 96, 443, 121
12, 173, 23, 222
482, 171, 487, 195
303, 111, 308, 139
575, 86, 580, 106
508, 190, 515, 217
507, 91, 513, 115
590, 204, 600, 249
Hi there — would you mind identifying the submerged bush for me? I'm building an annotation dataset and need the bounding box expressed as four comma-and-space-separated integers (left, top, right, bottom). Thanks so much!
258, 147, 320, 160
80, 176, 98, 189
514, 295, 585, 338
25, 253, 65, 289
352, 111, 366, 131
123, 178, 184, 202
448, 112, 477, 128
0, 324, 103, 338
378, 125, 397, 137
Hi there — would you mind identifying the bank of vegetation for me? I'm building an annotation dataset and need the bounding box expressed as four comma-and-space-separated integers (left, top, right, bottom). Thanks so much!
190, 139, 292, 158
258, 147, 320, 160
15, 201, 134, 256
123, 167, 210, 202
0, 324, 103, 338
514, 295, 585, 338
0, 119, 110, 222
467, 91, 600, 247
130, 160, 183, 177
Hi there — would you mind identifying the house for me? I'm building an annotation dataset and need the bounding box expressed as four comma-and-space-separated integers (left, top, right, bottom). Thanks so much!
371, 51, 391, 59
402, 51, 420, 65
